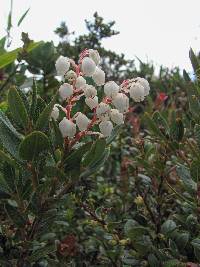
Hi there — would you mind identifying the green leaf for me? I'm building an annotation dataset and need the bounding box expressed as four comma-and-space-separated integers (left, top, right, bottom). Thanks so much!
174, 232, 189, 249
3, 162, 16, 192
80, 147, 110, 178
51, 118, 63, 148
30, 78, 37, 119
7, 0, 13, 31
194, 124, 200, 148
191, 238, 200, 250
144, 112, 166, 140
35, 93, 57, 131
44, 166, 66, 180
183, 69, 191, 82
153, 111, 170, 136
82, 138, 106, 167
19, 131, 49, 161
28, 244, 56, 262
0, 149, 16, 166
161, 220, 177, 236
0, 41, 42, 68
106, 125, 122, 145
8, 86, 29, 129
185, 84, 200, 122
4, 203, 26, 227
17, 8, 30, 26
148, 254, 160, 267
176, 165, 197, 194
64, 142, 92, 170
0, 111, 22, 158
189, 48, 200, 74
163, 259, 180, 267
170, 118, 184, 142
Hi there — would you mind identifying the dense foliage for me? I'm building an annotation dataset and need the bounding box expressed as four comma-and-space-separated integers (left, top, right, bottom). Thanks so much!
1, 10, 200, 267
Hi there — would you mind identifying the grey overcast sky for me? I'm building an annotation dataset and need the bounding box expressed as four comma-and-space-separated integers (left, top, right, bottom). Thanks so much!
1, 0, 200, 71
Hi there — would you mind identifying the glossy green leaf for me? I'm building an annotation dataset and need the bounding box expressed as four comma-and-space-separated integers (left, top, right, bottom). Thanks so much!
17, 8, 30, 26
19, 131, 49, 161
35, 93, 57, 131
82, 138, 106, 167
8, 86, 29, 129
0, 111, 22, 158
0, 41, 42, 68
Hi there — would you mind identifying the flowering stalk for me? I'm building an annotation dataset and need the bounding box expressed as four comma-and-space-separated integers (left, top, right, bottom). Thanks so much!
53, 48, 150, 150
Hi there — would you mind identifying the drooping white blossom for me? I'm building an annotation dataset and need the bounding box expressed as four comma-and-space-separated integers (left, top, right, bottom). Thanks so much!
104, 81, 119, 98
85, 96, 98, 110
92, 67, 105, 86
51, 106, 59, 121
75, 76, 86, 90
110, 109, 124, 125
81, 57, 96, 77
59, 118, 76, 138
59, 83, 73, 100
74, 112, 90, 131
96, 102, 110, 121
89, 49, 101, 65
129, 83, 145, 102
99, 120, 113, 137
55, 56, 70, 76
112, 93, 129, 113
84, 85, 97, 98
135, 77, 150, 96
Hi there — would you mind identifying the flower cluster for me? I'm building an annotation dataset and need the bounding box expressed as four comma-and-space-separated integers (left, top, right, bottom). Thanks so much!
52, 49, 150, 143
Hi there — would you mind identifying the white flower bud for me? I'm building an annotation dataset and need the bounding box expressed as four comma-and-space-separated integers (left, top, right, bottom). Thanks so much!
96, 102, 110, 121
92, 67, 105, 86
59, 117, 76, 138
51, 105, 59, 121
112, 93, 129, 113
84, 85, 97, 98
81, 57, 96, 77
89, 49, 101, 65
99, 120, 113, 137
110, 109, 124, 125
75, 76, 86, 89
59, 83, 73, 100
65, 70, 77, 82
104, 81, 119, 98
85, 96, 98, 110
74, 112, 90, 131
135, 77, 150, 96
55, 56, 70, 76
130, 83, 145, 102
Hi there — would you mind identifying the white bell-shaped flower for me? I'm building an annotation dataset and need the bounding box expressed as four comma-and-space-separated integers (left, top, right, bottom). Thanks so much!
59, 83, 73, 100
74, 112, 90, 131
104, 81, 119, 98
96, 102, 110, 121
55, 56, 70, 76
75, 76, 86, 89
92, 67, 105, 86
89, 49, 101, 65
130, 83, 145, 102
84, 85, 97, 98
135, 77, 150, 96
59, 117, 76, 138
110, 109, 124, 125
81, 57, 96, 77
51, 105, 59, 121
85, 96, 98, 110
99, 120, 113, 137
112, 93, 129, 113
